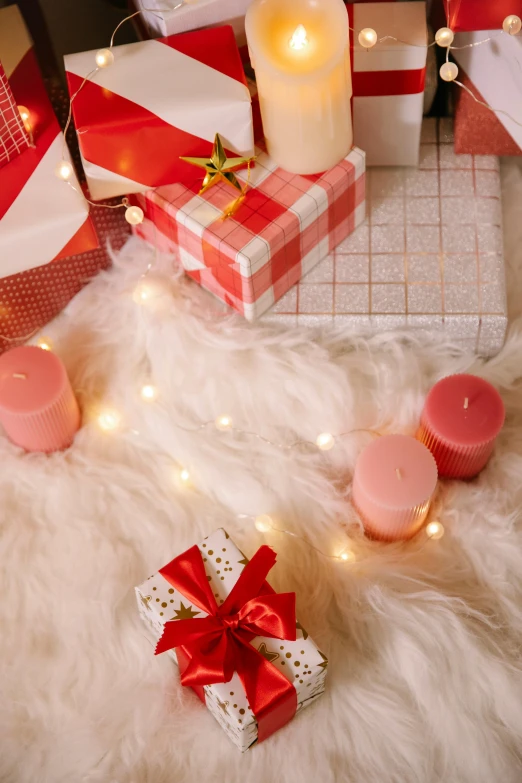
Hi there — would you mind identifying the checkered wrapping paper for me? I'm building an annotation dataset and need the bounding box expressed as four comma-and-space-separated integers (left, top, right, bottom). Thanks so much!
264, 118, 507, 358
132, 143, 366, 320
0, 63, 29, 169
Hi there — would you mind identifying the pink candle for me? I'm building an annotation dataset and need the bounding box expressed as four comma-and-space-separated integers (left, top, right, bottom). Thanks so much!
352, 434, 438, 541
418, 374, 505, 479
0, 346, 80, 452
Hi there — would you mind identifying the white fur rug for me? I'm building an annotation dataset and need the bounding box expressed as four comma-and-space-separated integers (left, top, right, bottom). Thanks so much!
2, 160, 522, 783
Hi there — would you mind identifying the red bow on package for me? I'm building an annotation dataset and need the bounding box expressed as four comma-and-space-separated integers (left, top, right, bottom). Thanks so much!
155, 544, 298, 742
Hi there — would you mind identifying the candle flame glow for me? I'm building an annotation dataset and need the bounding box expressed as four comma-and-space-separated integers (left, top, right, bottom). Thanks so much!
289, 24, 308, 50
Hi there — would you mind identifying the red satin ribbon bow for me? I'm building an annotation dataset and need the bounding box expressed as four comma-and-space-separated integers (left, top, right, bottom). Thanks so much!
155, 544, 298, 742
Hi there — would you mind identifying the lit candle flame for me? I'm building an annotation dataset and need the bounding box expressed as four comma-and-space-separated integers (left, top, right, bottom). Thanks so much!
289, 24, 308, 50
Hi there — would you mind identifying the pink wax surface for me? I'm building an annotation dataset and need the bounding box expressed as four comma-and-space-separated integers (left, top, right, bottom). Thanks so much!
0, 346, 80, 452
419, 374, 505, 478
352, 434, 438, 542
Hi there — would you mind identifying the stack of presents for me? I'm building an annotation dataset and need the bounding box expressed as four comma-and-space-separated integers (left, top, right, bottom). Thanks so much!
1, 0, 518, 356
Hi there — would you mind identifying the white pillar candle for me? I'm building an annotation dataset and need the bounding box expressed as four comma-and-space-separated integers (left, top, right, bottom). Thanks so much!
245, 0, 352, 174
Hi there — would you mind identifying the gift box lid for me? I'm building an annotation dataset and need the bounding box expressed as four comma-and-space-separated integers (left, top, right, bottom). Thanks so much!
64, 26, 254, 199
136, 528, 328, 749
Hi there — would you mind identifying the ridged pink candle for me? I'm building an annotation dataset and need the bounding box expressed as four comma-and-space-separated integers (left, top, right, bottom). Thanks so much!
352, 434, 438, 542
417, 374, 505, 479
0, 346, 80, 452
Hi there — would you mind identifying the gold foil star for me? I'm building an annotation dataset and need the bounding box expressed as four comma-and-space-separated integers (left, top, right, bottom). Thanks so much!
296, 621, 309, 640
257, 643, 280, 663
317, 651, 328, 671
140, 594, 152, 611
172, 601, 201, 620
180, 133, 250, 196
217, 699, 230, 716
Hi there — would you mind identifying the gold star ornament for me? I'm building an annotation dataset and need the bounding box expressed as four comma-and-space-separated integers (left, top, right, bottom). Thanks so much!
180, 133, 252, 196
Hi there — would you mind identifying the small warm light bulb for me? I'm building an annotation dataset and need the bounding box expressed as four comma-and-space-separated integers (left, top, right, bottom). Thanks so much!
125, 205, 144, 226
339, 549, 355, 563
316, 432, 335, 451
254, 515, 273, 533
95, 48, 114, 68
503, 14, 522, 35
289, 24, 308, 50
358, 27, 378, 48
36, 337, 52, 351
133, 281, 151, 304
140, 384, 157, 401
97, 409, 120, 431
215, 414, 233, 431
426, 521, 445, 540
435, 27, 454, 47
439, 61, 459, 82
179, 468, 190, 483
17, 105, 31, 131
55, 160, 73, 180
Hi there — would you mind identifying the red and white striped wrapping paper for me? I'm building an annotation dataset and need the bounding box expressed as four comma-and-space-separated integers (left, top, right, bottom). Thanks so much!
348, 1, 428, 166
0, 62, 30, 169
131, 142, 366, 321
64, 25, 254, 202
0, 5, 98, 279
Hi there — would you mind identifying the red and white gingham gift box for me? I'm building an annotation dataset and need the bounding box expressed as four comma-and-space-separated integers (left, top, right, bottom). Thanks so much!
64, 26, 254, 201
132, 143, 366, 320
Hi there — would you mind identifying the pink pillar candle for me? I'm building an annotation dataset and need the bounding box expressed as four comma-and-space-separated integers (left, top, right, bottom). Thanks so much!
0, 346, 80, 452
418, 374, 505, 479
352, 434, 438, 541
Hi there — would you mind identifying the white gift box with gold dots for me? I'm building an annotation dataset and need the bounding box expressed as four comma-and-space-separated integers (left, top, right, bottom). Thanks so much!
135, 528, 327, 751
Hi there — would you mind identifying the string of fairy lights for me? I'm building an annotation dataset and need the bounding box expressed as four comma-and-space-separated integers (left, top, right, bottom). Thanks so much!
13, 0, 520, 232
32, 269, 446, 559
7, 1, 514, 555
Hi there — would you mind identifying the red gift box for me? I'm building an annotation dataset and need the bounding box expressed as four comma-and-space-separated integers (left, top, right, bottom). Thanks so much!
0, 5, 99, 275
442, 0, 522, 32
64, 26, 254, 201
0, 5, 129, 351
454, 70, 521, 156
131, 141, 366, 321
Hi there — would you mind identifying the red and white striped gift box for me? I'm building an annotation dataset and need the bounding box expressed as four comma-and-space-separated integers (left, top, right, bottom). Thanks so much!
0, 62, 30, 169
0, 5, 98, 278
348, 1, 428, 166
64, 26, 254, 202
131, 142, 366, 321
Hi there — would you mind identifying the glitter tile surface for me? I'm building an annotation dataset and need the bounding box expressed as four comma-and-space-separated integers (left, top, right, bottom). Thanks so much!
265, 119, 507, 356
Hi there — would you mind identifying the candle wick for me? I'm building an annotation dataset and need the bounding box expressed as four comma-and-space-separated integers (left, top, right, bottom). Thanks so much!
464, 397, 469, 410
396, 468, 402, 480
12, 373, 27, 379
